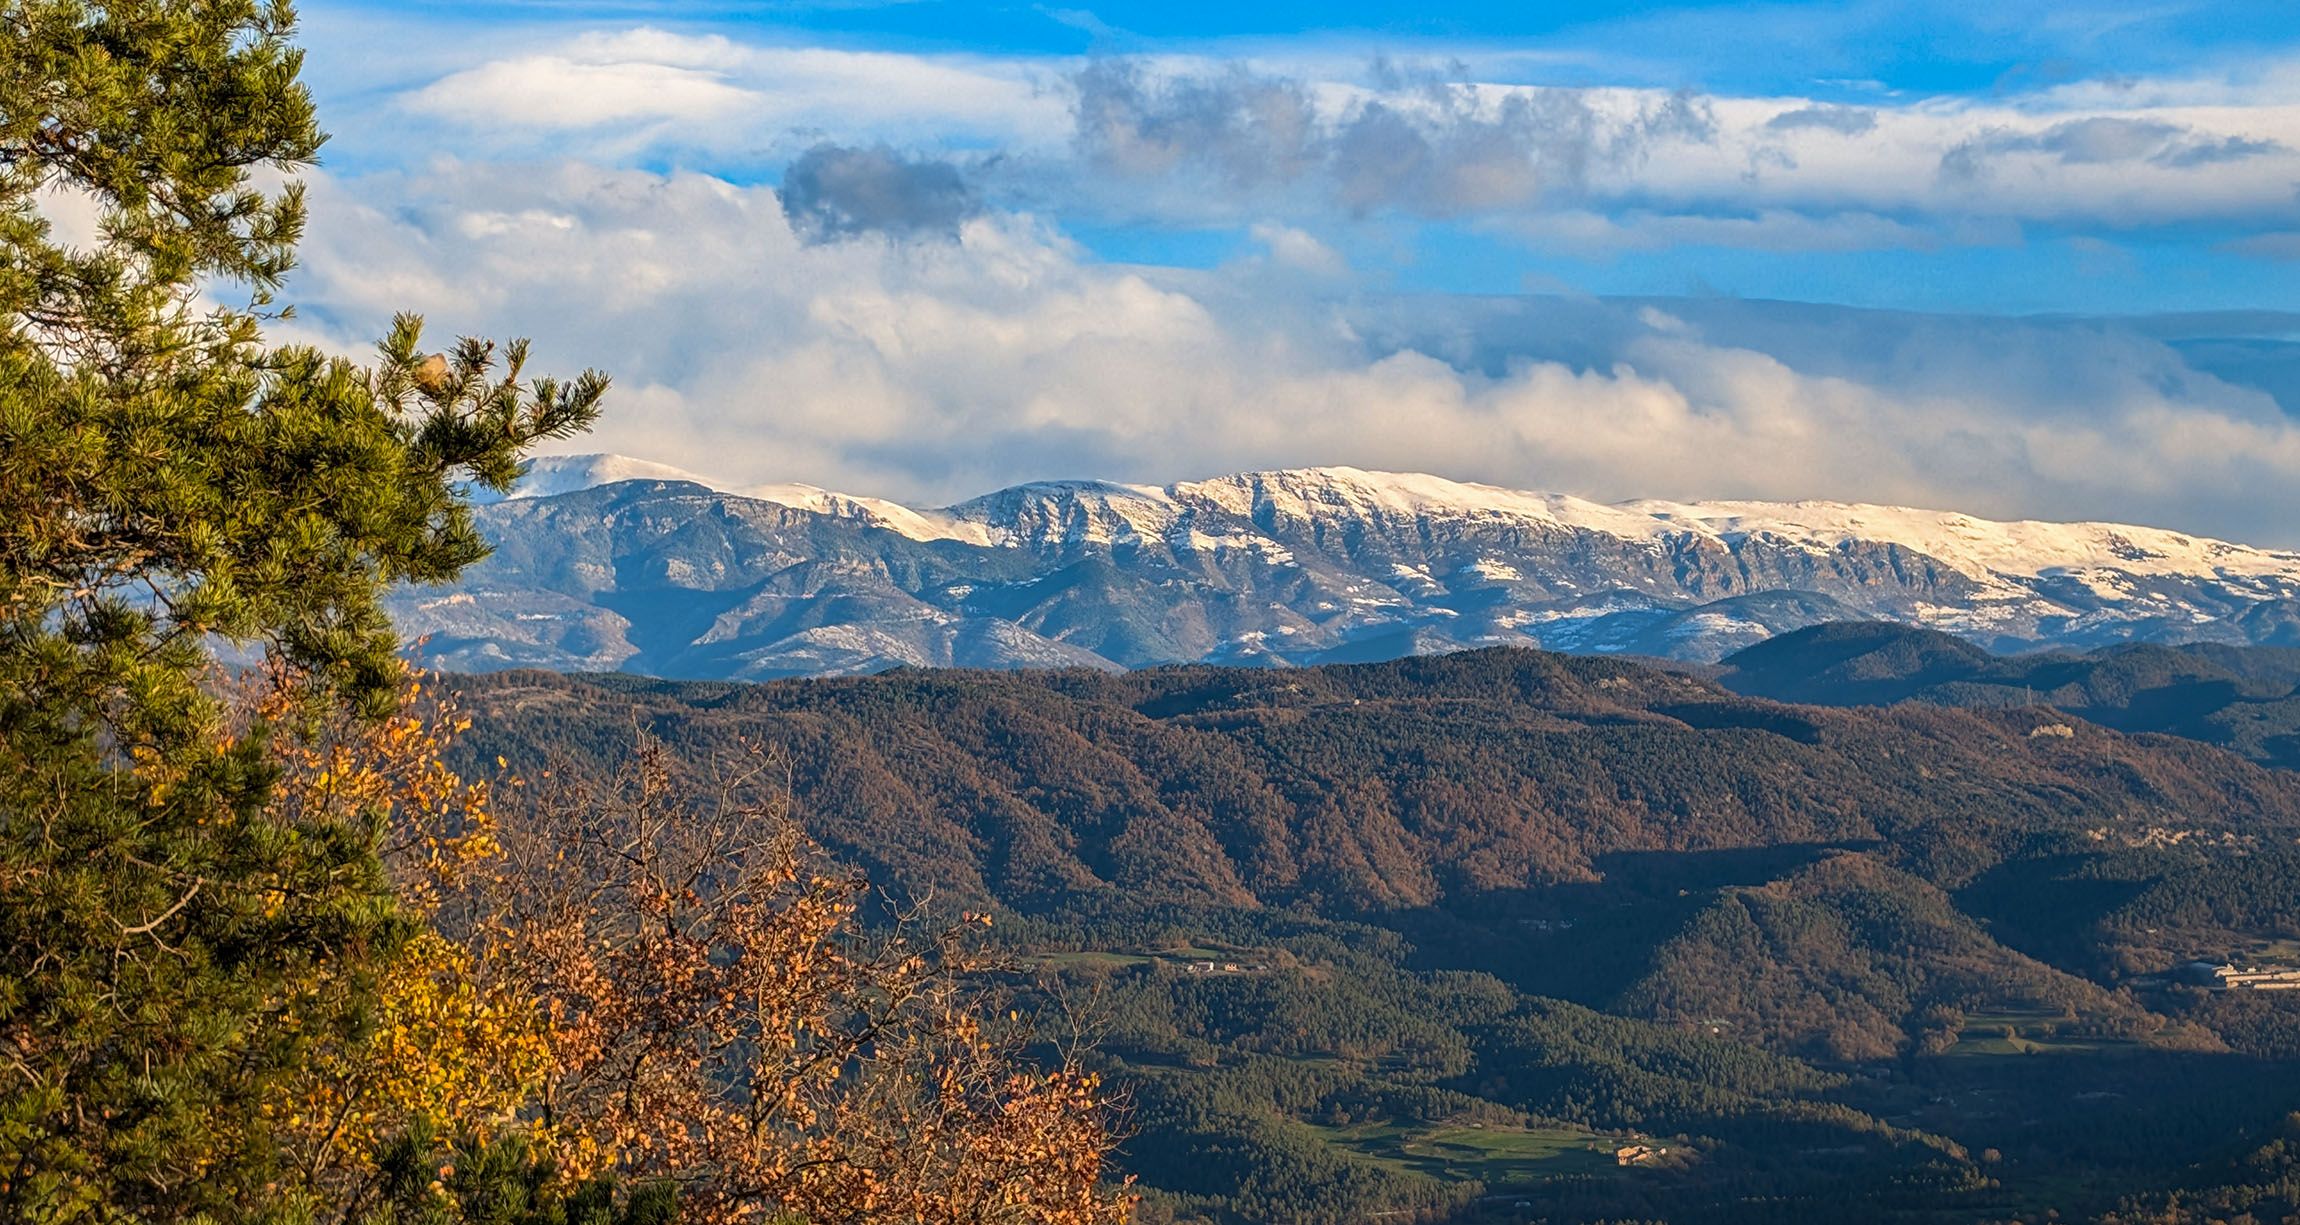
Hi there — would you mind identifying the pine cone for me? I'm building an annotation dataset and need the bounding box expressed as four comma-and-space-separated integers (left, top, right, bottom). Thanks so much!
413, 353, 450, 396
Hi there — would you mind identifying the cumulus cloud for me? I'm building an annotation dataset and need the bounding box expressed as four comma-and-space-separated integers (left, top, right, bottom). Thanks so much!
1147, 71, 2300, 234
1067, 61, 1719, 219
282, 160, 2300, 545
1071, 61, 1322, 187
780, 144, 981, 243
409, 58, 755, 129
1247, 223, 1349, 278
2156, 134, 2286, 168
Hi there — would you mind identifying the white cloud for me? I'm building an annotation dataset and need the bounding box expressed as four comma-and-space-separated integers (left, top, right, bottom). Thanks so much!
285, 160, 2300, 545
392, 28, 1065, 157
32, 181, 106, 249
408, 56, 759, 129
1247, 223, 1349, 277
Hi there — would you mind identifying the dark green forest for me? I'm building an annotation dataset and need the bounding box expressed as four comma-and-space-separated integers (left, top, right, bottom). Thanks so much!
447, 646, 2300, 1224
1718, 620, 2300, 771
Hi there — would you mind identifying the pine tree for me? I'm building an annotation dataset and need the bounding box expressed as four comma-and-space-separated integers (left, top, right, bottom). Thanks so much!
0, 3, 605, 1219
356, 1124, 677, 1225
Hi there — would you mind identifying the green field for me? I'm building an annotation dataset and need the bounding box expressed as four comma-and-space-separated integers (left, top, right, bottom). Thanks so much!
1307, 1120, 1628, 1187
2246, 937, 2300, 965
1031, 950, 1157, 970
1947, 1009, 2141, 1057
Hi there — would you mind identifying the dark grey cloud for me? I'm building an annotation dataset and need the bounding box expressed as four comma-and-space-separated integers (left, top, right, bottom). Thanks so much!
1765, 104, 1878, 136
1069, 60, 1716, 219
779, 143, 980, 243
1327, 94, 1562, 214
1942, 117, 2284, 179
1643, 89, 1720, 145
2030, 117, 2186, 163
1070, 60, 1320, 188
2156, 134, 2284, 168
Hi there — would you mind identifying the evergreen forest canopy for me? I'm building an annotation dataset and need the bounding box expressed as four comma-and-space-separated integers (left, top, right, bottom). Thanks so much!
448, 647, 2300, 1223
0, 4, 1126, 1223
1716, 620, 2300, 772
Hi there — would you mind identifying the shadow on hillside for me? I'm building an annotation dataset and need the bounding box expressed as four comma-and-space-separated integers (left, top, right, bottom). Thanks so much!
1371, 842, 1882, 1005
1953, 853, 2162, 975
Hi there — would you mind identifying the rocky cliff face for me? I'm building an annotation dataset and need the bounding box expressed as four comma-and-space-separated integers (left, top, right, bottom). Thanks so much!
387, 456, 2300, 678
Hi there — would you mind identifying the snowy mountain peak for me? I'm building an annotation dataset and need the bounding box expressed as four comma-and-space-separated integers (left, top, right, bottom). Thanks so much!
742, 482, 993, 546
492, 455, 991, 544
1606, 498, 2300, 583
488, 453, 720, 502
1174, 467, 1669, 535
947, 480, 1181, 548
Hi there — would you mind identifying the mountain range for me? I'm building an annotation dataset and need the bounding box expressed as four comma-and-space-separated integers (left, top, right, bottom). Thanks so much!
388, 454, 2300, 679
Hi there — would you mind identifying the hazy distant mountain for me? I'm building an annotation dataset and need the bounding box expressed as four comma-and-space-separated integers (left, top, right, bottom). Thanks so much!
392, 454, 2300, 679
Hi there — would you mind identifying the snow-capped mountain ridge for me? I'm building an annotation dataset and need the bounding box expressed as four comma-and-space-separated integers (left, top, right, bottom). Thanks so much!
398, 454, 2300, 681
516, 454, 2300, 583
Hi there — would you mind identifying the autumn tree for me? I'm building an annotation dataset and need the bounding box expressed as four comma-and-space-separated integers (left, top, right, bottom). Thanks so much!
0, 1, 604, 1218
244, 668, 551, 1202
446, 738, 1134, 1225
239, 664, 1132, 1225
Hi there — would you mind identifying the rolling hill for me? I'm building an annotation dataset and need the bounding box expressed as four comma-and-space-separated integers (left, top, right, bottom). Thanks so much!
446, 647, 2300, 1223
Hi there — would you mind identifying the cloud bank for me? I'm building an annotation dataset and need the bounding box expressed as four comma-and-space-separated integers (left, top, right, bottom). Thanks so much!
283, 159, 2300, 545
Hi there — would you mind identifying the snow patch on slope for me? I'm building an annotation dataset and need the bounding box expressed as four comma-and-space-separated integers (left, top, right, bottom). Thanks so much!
739, 482, 994, 546
946, 480, 1180, 548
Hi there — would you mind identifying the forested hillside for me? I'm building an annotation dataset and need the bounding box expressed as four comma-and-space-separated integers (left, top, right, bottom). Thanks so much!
448, 648, 2300, 1223
1719, 621, 2300, 769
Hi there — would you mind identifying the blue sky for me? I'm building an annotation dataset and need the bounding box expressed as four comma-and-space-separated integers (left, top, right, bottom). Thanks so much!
266, 0, 2300, 541
297, 0, 2300, 313
330, 0, 2300, 79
